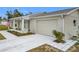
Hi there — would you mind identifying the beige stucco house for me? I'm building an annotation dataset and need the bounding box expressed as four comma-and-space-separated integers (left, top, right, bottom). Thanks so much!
9, 8, 79, 39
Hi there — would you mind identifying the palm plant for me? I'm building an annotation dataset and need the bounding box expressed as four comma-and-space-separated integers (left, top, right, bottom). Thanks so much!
53, 30, 65, 43
6, 9, 24, 19
13, 9, 24, 17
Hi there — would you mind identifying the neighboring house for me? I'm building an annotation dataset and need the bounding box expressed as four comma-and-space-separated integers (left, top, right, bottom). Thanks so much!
9, 8, 79, 40
0, 20, 10, 26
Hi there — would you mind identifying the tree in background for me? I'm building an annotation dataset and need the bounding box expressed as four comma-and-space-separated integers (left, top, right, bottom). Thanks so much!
13, 9, 24, 17
3, 17, 7, 20
6, 9, 24, 19
29, 12, 32, 14
0, 17, 3, 22
6, 11, 13, 19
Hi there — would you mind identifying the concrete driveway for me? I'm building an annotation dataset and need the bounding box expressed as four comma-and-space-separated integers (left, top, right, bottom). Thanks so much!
0, 31, 77, 52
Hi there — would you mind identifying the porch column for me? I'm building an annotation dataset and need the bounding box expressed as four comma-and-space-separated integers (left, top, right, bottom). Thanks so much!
13, 20, 16, 29
21, 19, 24, 31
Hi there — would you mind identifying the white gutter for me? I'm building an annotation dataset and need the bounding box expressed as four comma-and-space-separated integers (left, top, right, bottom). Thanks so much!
31, 14, 65, 19
67, 8, 79, 15
9, 15, 30, 20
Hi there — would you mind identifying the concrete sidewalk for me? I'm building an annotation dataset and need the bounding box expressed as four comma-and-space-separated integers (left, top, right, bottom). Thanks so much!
0, 31, 77, 52
0, 31, 17, 40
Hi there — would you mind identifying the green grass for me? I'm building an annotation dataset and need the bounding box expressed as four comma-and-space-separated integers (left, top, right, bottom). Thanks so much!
8, 31, 34, 36
0, 25, 8, 30
0, 33, 5, 40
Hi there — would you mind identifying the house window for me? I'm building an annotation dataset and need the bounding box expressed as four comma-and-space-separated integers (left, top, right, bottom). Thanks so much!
73, 20, 76, 26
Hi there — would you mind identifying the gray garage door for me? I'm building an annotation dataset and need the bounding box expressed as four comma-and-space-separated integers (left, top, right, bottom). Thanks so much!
37, 19, 58, 36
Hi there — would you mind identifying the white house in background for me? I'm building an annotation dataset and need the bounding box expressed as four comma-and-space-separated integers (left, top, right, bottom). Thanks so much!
9, 8, 79, 40
0, 20, 9, 25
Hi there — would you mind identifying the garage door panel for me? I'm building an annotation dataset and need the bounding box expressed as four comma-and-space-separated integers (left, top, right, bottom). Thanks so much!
37, 19, 58, 36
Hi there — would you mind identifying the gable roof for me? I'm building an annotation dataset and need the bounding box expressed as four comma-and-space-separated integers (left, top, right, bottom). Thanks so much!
47, 8, 77, 15
30, 8, 78, 17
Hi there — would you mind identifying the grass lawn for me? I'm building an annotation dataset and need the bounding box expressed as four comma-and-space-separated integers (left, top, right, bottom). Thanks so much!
8, 31, 34, 36
0, 33, 5, 40
0, 25, 8, 30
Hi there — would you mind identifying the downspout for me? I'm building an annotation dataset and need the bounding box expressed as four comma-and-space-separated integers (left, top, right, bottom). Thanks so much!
28, 20, 30, 32
61, 15, 65, 33
28, 15, 31, 32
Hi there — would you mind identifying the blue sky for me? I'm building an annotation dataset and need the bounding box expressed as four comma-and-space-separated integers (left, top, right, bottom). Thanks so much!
0, 7, 72, 18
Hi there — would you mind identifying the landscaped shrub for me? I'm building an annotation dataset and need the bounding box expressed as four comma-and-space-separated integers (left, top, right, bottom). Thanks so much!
77, 31, 79, 39
71, 36, 78, 40
53, 30, 65, 43
70, 31, 79, 41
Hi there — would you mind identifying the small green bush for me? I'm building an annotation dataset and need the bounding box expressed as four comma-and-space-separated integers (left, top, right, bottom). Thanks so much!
53, 30, 65, 43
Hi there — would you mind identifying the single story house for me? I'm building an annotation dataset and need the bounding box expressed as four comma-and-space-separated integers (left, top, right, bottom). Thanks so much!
9, 8, 79, 40
0, 20, 10, 25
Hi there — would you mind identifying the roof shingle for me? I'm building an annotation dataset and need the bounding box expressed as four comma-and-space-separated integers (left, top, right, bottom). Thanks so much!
30, 8, 77, 17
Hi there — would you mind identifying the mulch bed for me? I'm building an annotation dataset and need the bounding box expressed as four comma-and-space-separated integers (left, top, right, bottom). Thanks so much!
8, 31, 34, 36
67, 44, 79, 52
27, 44, 62, 52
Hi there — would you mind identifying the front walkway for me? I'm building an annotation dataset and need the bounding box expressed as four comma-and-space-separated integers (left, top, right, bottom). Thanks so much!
0, 31, 17, 40
0, 31, 77, 52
